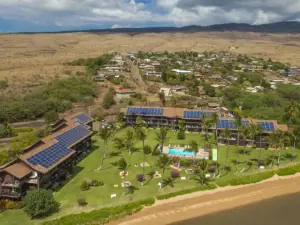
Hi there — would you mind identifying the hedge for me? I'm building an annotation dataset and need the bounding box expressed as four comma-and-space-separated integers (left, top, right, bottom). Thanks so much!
216, 171, 275, 187
156, 184, 217, 200
43, 198, 155, 225
276, 164, 300, 176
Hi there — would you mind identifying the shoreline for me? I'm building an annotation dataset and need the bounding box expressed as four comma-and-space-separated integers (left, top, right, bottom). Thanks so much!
109, 173, 300, 225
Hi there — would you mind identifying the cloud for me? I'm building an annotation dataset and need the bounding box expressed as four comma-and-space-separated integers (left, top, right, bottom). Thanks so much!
1, 0, 300, 31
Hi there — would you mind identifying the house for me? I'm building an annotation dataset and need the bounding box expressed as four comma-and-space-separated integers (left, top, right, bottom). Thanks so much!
0, 113, 94, 199
172, 69, 192, 75
171, 85, 187, 92
105, 66, 123, 72
115, 88, 136, 99
93, 73, 106, 82
145, 71, 162, 77
208, 103, 220, 109
124, 106, 288, 147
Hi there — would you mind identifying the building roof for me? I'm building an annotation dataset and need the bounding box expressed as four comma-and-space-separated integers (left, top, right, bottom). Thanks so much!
3, 162, 32, 179
12, 113, 94, 174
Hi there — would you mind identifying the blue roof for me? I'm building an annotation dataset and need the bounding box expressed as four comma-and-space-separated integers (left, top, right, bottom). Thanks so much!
75, 114, 92, 124
27, 125, 91, 169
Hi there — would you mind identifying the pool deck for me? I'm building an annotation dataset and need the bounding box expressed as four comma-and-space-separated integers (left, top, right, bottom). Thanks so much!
163, 146, 209, 159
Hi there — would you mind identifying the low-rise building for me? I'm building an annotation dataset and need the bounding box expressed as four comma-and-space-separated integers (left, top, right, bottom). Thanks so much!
115, 88, 136, 99
0, 113, 94, 199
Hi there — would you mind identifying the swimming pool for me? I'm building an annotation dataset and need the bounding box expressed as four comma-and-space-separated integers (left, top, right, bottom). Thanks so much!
168, 149, 195, 157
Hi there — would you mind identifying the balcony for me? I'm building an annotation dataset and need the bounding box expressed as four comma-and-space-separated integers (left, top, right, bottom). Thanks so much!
0, 191, 21, 199
1, 181, 20, 187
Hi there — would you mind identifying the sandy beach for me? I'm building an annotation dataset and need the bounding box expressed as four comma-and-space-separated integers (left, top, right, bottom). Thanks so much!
109, 174, 300, 225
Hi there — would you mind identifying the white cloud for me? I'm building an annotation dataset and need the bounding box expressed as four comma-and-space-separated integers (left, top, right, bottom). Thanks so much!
1, 0, 300, 30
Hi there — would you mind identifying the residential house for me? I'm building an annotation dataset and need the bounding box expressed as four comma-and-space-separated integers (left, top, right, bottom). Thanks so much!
115, 88, 136, 99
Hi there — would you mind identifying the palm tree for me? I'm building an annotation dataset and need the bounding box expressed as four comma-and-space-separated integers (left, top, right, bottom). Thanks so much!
184, 140, 199, 164
115, 158, 129, 196
124, 128, 135, 154
267, 132, 280, 167
210, 113, 219, 176
255, 125, 264, 168
156, 154, 171, 188
202, 115, 212, 141
283, 100, 299, 124
220, 128, 231, 176
135, 127, 147, 185
289, 126, 300, 162
155, 127, 169, 154
239, 125, 251, 173
276, 130, 286, 166
98, 126, 114, 170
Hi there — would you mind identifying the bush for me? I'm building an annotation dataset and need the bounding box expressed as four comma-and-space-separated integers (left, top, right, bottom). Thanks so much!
90, 180, 104, 187
276, 164, 300, 176
152, 146, 161, 156
156, 184, 217, 200
177, 131, 185, 140
216, 171, 275, 187
207, 165, 217, 173
43, 198, 156, 225
180, 159, 193, 168
136, 174, 145, 182
0, 200, 23, 210
171, 170, 180, 178
80, 181, 90, 191
77, 198, 88, 207
23, 189, 58, 218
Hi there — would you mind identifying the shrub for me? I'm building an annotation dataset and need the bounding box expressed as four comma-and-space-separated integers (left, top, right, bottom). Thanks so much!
276, 164, 300, 176
177, 131, 185, 140
207, 165, 217, 173
23, 189, 58, 218
80, 181, 90, 191
216, 171, 275, 187
77, 198, 88, 207
152, 147, 161, 156
156, 184, 217, 200
171, 170, 180, 178
136, 174, 145, 182
90, 180, 104, 187
0, 200, 22, 210
180, 158, 193, 168
143, 145, 152, 155
43, 198, 156, 225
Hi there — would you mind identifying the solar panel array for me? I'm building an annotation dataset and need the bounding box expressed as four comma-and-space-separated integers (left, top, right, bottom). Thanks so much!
127, 107, 163, 115
256, 122, 275, 131
183, 111, 213, 119
75, 114, 92, 124
27, 125, 91, 168
217, 120, 249, 129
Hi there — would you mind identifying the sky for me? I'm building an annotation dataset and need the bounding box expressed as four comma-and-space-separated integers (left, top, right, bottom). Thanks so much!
0, 0, 300, 32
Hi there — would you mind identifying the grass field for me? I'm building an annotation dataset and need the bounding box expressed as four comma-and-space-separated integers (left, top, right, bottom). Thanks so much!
1, 128, 300, 225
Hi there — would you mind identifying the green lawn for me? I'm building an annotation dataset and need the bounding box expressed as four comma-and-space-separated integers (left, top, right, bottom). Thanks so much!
1, 128, 300, 225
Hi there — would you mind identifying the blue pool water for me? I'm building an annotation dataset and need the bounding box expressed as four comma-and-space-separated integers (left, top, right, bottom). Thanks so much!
168, 149, 195, 156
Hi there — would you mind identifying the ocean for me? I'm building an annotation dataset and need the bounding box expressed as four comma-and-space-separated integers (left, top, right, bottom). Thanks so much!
172, 192, 300, 225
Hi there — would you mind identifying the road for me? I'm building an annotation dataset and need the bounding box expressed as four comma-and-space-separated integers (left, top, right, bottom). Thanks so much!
126, 58, 148, 92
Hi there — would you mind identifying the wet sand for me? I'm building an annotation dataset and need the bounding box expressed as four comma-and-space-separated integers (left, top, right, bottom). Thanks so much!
109, 175, 300, 225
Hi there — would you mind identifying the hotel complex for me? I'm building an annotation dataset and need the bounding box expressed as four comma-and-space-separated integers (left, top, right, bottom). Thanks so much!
124, 106, 288, 147
0, 113, 93, 199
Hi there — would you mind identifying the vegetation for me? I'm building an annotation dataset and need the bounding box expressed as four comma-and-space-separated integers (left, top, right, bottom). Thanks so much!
23, 189, 58, 218
0, 77, 97, 123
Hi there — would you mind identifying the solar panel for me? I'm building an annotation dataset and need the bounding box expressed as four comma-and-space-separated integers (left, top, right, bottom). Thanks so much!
183, 111, 213, 119
217, 120, 249, 129
27, 125, 91, 168
257, 122, 275, 131
126, 107, 163, 116
75, 114, 92, 124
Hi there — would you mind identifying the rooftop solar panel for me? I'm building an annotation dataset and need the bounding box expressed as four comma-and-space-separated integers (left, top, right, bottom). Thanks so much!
27, 125, 91, 169
75, 114, 92, 124
126, 107, 163, 116
256, 122, 275, 132
183, 111, 213, 119
217, 120, 249, 129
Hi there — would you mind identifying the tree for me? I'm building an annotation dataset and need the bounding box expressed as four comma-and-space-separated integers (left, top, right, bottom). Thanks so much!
155, 127, 169, 154
283, 100, 300, 124
184, 140, 199, 164
44, 110, 59, 126
177, 120, 186, 140
239, 125, 251, 173
289, 126, 300, 161
255, 125, 264, 168
161, 69, 168, 82
114, 158, 129, 196
156, 154, 171, 188
158, 91, 166, 106
201, 115, 212, 141
23, 189, 58, 218
103, 91, 116, 109
194, 159, 209, 185
203, 83, 216, 97
220, 128, 231, 176
210, 113, 219, 176
124, 128, 136, 154
135, 124, 147, 185
98, 126, 114, 170
0, 122, 14, 138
